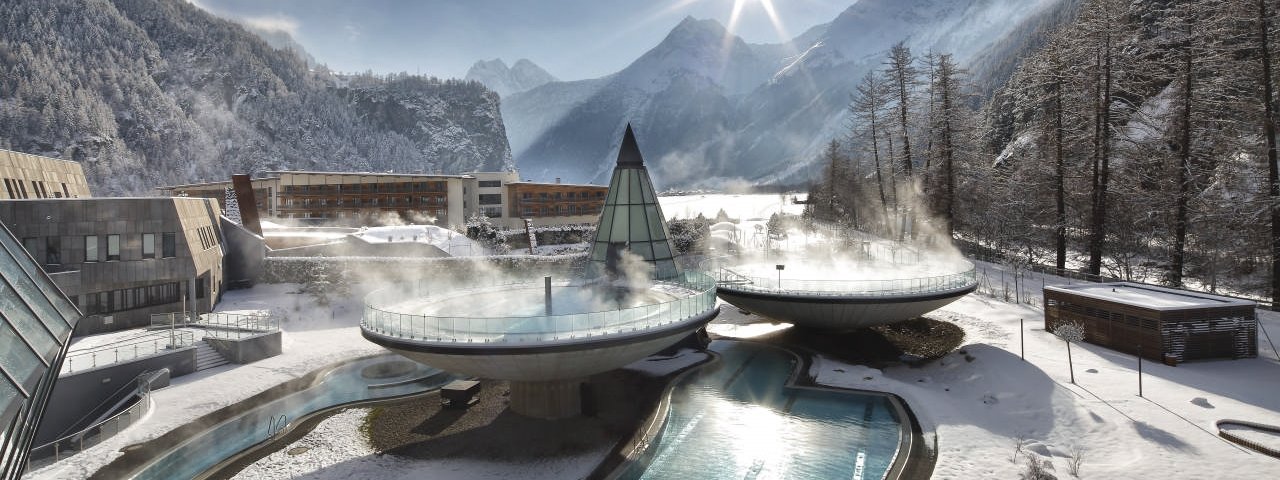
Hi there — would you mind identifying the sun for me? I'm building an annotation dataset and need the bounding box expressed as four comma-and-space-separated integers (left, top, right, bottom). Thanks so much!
728, 0, 782, 36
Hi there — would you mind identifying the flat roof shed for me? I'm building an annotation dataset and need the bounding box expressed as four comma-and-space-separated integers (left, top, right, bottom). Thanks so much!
1044, 282, 1257, 364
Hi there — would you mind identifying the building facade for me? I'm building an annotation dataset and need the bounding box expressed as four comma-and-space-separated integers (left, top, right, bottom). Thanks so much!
1044, 282, 1257, 364
0, 222, 81, 479
159, 171, 607, 230
506, 181, 607, 229
0, 198, 225, 335
0, 149, 92, 200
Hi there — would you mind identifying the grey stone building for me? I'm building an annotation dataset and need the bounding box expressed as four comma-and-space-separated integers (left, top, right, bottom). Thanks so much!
0, 198, 225, 334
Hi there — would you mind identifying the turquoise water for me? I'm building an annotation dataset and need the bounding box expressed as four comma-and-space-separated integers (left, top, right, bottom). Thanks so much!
624, 342, 902, 480
130, 355, 455, 480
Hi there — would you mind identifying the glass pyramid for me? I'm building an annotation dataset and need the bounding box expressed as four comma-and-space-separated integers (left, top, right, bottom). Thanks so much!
587, 124, 681, 280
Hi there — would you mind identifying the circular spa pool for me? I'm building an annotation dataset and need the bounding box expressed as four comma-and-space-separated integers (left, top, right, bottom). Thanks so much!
620, 341, 908, 480
710, 253, 977, 329
360, 273, 721, 382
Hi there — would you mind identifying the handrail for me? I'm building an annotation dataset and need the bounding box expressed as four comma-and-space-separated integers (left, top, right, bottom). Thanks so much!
710, 264, 978, 298
62, 331, 195, 375
27, 369, 167, 469
361, 271, 718, 345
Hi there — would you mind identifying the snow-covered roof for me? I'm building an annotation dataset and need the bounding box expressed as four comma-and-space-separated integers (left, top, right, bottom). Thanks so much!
1044, 282, 1255, 311
351, 225, 486, 257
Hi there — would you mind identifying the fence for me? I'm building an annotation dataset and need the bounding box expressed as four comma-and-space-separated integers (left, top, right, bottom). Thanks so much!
711, 266, 977, 298
362, 271, 718, 345
61, 331, 195, 375
26, 370, 164, 469
197, 312, 279, 340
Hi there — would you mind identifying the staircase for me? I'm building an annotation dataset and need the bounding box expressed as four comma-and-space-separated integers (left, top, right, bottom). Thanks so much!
194, 340, 231, 371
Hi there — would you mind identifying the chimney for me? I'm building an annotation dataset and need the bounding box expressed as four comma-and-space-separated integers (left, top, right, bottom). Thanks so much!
555, 178, 561, 184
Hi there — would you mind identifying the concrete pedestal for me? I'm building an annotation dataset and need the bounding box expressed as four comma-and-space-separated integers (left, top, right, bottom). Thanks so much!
509, 378, 583, 419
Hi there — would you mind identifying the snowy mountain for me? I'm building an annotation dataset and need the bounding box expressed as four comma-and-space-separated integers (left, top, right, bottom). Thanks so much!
0, 0, 512, 194
464, 59, 558, 97
507, 0, 1061, 187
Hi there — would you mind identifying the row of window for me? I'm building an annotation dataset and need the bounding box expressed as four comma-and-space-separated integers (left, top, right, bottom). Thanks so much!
281, 181, 447, 194
2, 178, 71, 199
478, 194, 503, 205
73, 279, 204, 316
281, 196, 447, 207
519, 191, 605, 201
287, 209, 447, 220
477, 180, 503, 188
195, 225, 219, 251
24, 233, 178, 266
520, 205, 602, 217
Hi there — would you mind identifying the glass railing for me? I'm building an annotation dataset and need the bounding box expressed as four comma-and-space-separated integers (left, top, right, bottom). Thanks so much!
710, 264, 978, 298
361, 271, 718, 345
61, 331, 196, 375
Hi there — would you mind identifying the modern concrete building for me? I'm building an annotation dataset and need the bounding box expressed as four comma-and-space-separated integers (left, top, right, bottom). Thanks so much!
0, 198, 225, 335
0, 222, 82, 479
0, 150, 92, 200
157, 170, 606, 230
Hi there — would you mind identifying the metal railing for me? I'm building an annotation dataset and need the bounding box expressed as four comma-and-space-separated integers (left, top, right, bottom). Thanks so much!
709, 265, 978, 298
198, 312, 279, 340
62, 331, 195, 375
362, 271, 718, 345
26, 370, 164, 469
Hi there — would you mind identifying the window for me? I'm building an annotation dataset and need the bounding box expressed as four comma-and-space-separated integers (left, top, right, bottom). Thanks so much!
45, 237, 60, 265
3, 179, 13, 198
478, 180, 501, 188
478, 194, 502, 205
162, 232, 176, 258
84, 235, 99, 262
106, 235, 120, 261
142, 233, 155, 259
483, 207, 502, 218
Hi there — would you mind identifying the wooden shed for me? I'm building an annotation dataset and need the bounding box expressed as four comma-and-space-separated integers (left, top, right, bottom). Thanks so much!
1044, 282, 1256, 364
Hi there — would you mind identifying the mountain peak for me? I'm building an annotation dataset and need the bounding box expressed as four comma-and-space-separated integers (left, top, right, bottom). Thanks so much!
465, 58, 556, 97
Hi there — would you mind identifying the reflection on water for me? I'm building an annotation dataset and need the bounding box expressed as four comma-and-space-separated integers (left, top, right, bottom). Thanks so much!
133, 355, 453, 480
625, 342, 901, 480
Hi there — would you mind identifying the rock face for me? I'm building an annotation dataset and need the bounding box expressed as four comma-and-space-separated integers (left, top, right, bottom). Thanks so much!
341, 77, 514, 174
506, 0, 1061, 188
465, 59, 559, 98
0, 0, 512, 194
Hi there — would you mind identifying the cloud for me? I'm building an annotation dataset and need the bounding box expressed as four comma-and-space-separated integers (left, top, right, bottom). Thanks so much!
241, 14, 303, 37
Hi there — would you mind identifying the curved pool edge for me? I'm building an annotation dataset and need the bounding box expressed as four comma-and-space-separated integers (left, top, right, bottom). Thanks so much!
592, 349, 722, 480
598, 340, 935, 480
85, 353, 451, 480
775, 341, 937, 480
197, 377, 451, 480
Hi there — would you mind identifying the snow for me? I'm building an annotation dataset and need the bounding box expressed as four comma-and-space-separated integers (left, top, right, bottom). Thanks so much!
234, 408, 605, 480
352, 225, 487, 256
802, 295, 1280, 479
1048, 283, 1255, 310
27, 284, 386, 480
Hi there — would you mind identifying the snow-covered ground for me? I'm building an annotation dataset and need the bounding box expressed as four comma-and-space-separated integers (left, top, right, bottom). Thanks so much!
803, 293, 1280, 479
233, 408, 606, 480
352, 225, 486, 256
28, 284, 386, 480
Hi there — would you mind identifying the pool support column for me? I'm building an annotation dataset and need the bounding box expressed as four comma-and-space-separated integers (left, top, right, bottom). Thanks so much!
510, 378, 583, 419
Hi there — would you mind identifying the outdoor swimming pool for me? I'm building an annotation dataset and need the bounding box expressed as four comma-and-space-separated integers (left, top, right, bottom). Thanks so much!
622, 341, 904, 480
128, 354, 454, 480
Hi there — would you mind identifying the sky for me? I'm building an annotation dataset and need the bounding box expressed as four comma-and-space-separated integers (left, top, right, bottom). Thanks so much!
188, 0, 853, 81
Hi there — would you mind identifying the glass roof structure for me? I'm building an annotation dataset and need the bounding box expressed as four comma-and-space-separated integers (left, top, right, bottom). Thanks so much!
0, 222, 80, 479
587, 124, 681, 280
